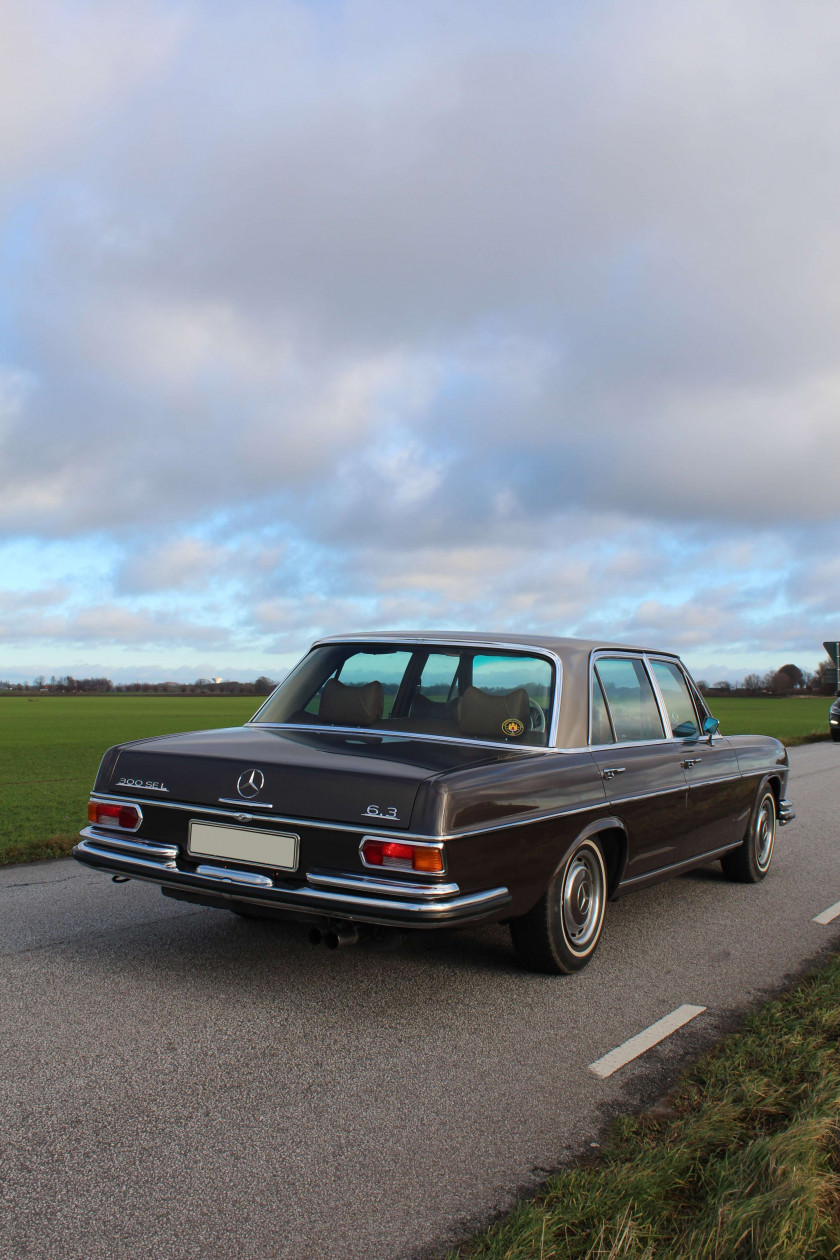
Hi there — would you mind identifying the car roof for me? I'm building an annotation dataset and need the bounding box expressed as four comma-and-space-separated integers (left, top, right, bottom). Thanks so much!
311, 630, 680, 660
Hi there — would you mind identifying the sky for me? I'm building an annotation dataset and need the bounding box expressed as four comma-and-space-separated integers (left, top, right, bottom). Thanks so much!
1, 0, 839, 686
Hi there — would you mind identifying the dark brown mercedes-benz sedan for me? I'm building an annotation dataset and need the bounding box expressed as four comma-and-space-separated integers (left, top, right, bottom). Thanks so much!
73, 633, 794, 973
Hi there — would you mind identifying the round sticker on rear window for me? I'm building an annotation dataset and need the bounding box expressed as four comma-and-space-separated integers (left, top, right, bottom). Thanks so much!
502, 718, 525, 736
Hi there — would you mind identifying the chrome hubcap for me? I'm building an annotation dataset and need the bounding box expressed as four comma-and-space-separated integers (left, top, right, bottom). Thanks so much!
755, 798, 775, 870
561, 849, 604, 952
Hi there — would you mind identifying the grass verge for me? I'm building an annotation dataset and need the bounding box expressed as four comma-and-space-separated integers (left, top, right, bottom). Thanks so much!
0, 695, 257, 865
449, 954, 840, 1260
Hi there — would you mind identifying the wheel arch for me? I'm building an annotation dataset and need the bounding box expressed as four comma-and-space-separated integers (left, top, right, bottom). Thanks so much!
572, 817, 628, 899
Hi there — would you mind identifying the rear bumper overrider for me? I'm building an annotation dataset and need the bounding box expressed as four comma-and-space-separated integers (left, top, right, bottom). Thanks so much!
778, 798, 795, 826
73, 827, 510, 928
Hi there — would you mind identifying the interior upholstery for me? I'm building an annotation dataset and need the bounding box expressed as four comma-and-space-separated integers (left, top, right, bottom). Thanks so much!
458, 685, 530, 739
409, 692, 460, 723
318, 677, 384, 726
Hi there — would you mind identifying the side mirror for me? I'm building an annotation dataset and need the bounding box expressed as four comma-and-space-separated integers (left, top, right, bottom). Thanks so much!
673, 720, 699, 739
703, 715, 720, 743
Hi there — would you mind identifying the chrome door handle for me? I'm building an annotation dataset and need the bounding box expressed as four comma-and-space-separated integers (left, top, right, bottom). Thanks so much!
601, 766, 626, 780
681, 758, 702, 768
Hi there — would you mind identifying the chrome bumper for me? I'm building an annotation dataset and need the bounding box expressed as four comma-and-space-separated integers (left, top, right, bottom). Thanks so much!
779, 798, 796, 826
73, 828, 511, 927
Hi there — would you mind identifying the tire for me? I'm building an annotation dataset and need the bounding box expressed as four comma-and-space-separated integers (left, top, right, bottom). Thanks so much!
510, 837, 607, 974
720, 786, 776, 883
831, 730, 840, 743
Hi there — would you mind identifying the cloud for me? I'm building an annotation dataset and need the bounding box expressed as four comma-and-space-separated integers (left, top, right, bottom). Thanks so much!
0, 0, 839, 677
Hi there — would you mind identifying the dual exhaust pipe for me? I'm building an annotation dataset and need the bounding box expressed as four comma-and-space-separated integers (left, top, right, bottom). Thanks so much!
308, 921, 362, 950
308, 921, 403, 952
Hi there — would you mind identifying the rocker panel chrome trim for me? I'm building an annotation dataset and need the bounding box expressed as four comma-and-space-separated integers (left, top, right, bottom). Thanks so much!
617, 841, 741, 889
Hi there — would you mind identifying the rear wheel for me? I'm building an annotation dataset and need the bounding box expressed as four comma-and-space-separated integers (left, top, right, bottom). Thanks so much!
721, 786, 776, 883
510, 837, 607, 974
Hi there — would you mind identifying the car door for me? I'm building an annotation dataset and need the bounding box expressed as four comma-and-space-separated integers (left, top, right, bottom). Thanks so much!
648, 657, 745, 856
589, 655, 689, 880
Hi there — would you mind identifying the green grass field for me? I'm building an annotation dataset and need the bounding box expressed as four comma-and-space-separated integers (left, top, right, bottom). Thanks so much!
710, 695, 832, 743
0, 693, 833, 866
0, 695, 258, 864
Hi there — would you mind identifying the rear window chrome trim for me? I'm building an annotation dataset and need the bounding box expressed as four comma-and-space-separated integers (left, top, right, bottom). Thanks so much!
253, 637, 564, 748
246, 722, 551, 754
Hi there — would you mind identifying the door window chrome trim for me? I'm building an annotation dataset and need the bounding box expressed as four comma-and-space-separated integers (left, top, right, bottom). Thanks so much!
251, 636, 564, 748
645, 655, 708, 739
588, 650, 672, 746
588, 649, 715, 747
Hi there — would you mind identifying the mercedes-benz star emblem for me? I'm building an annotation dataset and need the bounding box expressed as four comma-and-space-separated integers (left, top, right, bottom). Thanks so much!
236, 768, 265, 799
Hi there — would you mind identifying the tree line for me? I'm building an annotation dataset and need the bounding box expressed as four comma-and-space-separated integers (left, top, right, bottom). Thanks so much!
697, 658, 839, 697
0, 675, 278, 696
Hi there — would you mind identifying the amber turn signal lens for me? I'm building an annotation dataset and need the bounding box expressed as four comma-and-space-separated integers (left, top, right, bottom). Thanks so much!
412, 847, 444, 874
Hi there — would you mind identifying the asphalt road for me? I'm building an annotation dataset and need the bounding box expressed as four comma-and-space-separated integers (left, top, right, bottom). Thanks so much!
2, 741, 839, 1260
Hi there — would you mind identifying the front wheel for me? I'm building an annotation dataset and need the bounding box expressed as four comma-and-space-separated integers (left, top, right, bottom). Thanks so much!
720, 787, 776, 883
510, 837, 607, 974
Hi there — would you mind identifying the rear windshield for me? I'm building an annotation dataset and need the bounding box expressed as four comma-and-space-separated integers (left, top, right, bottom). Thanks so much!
253, 644, 556, 747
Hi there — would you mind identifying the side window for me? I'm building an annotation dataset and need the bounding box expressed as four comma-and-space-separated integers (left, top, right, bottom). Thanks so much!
650, 659, 699, 737
417, 653, 459, 701
590, 672, 615, 744
594, 657, 665, 742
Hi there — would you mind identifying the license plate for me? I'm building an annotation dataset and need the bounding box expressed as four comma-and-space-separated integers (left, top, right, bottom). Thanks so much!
188, 821, 299, 871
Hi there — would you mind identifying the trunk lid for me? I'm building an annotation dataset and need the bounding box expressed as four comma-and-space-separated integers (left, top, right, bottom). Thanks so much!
99, 724, 529, 830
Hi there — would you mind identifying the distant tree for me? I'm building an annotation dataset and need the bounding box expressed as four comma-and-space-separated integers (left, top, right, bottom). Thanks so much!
743, 673, 761, 693
695, 680, 709, 694
778, 663, 804, 689
713, 680, 732, 691
771, 669, 792, 694
759, 669, 776, 691
33, 675, 45, 689
254, 676, 276, 696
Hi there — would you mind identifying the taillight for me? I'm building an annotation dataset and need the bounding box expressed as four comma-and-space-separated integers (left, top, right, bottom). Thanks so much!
88, 801, 142, 831
361, 838, 444, 874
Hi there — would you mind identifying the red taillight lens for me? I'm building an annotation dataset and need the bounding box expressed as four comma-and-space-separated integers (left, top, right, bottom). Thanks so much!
88, 801, 141, 830
361, 838, 444, 873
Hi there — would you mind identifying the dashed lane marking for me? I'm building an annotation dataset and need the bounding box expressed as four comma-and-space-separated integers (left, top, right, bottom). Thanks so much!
813, 899, 840, 925
589, 1004, 706, 1079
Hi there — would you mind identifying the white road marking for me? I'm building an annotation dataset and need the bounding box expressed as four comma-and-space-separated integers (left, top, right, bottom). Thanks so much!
813, 899, 840, 925
589, 1004, 706, 1079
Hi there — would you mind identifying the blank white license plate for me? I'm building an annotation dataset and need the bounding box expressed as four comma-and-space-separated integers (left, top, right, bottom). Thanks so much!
188, 821, 299, 871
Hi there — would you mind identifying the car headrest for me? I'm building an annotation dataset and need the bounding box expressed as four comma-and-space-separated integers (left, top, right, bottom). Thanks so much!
458, 685, 530, 739
409, 692, 459, 721
319, 677, 384, 726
